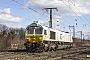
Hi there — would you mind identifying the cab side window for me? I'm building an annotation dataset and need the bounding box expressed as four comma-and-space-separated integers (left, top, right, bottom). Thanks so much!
44, 30, 47, 35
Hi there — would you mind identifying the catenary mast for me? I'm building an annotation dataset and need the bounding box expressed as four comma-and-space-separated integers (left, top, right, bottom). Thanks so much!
44, 8, 57, 28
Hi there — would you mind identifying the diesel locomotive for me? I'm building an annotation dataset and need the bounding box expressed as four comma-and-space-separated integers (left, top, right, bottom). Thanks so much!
24, 21, 73, 52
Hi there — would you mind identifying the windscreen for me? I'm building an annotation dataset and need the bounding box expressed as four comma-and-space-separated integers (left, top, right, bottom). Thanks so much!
35, 28, 42, 34
26, 28, 34, 34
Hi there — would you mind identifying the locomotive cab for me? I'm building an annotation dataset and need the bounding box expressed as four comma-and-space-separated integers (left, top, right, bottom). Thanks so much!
26, 27, 43, 43
24, 22, 44, 52
25, 22, 44, 43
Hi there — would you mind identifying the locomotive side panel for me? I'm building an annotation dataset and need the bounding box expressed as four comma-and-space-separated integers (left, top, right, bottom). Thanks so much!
61, 33, 73, 42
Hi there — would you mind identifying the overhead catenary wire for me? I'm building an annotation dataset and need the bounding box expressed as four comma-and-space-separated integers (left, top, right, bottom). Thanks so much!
61, 0, 90, 27
12, 0, 48, 18
26, 0, 49, 18
48, 0, 89, 29
69, 0, 90, 24
13, 0, 38, 13
12, 0, 49, 18
13, 0, 73, 26
12, 0, 32, 13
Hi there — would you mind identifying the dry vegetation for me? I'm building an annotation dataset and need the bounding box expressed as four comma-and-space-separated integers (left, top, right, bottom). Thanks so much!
0, 24, 25, 51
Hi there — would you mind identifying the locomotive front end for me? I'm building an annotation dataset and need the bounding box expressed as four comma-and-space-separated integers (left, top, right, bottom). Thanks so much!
24, 22, 44, 52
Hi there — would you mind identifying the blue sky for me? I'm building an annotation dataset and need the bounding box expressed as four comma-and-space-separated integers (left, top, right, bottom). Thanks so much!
0, 0, 90, 38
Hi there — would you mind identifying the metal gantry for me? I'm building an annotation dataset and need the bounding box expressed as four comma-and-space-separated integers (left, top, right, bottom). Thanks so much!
43, 8, 58, 28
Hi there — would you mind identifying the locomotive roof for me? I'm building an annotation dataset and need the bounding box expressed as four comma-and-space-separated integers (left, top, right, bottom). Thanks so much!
27, 22, 70, 34
26, 22, 42, 29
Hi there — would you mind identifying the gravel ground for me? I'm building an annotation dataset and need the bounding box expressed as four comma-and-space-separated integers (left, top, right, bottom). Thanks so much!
0, 47, 90, 60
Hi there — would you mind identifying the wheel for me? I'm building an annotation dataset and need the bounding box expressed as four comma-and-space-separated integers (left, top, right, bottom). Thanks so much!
43, 44, 49, 52
44, 46, 49, 52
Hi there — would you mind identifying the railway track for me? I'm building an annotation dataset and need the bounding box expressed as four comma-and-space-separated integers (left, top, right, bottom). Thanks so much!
0, 47, 90, 60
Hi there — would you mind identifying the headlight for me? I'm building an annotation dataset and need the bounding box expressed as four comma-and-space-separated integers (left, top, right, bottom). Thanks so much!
39, 37, 42, 40
26, 39, 29, 41
33, 38, 36, 40
26, 38, 31, 42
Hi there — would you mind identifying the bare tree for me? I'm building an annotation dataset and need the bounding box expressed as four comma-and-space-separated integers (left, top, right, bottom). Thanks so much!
19, 28, 25, 40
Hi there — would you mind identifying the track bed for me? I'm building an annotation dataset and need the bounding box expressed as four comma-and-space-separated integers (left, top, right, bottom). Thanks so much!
0, 47, 90, 60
